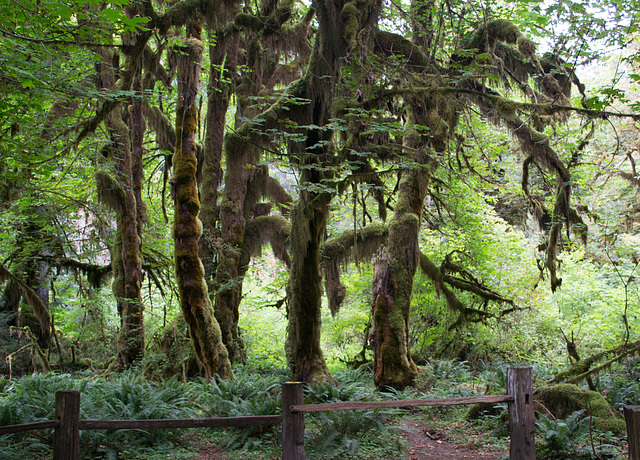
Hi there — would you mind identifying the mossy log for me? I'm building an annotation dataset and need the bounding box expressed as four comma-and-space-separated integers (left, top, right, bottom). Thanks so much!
536, 383, 626, 434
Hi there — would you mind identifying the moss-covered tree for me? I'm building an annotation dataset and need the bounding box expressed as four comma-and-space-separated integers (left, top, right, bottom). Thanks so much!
94, 38, 147, 367
171, 19, 232, 380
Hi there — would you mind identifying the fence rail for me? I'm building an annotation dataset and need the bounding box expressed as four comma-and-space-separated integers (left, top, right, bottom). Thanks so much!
289, 394, 514, 412
79, 415, 282, 430
0, 366, 568, 460
0, 419, 59, 434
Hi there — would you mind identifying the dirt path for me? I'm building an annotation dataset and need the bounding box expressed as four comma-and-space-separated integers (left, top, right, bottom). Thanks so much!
401, 422, 505, 459
196, 423, 506, 459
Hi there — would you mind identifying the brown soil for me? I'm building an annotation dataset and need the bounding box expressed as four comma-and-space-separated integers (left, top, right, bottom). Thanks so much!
196, 445, 227, 459
400, 422, 505, 459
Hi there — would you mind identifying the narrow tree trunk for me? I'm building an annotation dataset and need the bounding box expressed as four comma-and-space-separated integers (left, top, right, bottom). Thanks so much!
200, 26, 241, 362
107, 108, 145, 366
172, 20, 232, 380
28, 261, 52, 350
94, 44, 145, 367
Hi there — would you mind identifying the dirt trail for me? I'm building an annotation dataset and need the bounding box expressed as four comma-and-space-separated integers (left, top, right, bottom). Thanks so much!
401, 422, 505, 459
197, 423, 506, 459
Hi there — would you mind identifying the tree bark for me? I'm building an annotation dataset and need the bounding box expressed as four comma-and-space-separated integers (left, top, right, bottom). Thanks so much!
172, 20, 232, 380
200, 20, 241, 363
371, 104, 435, 390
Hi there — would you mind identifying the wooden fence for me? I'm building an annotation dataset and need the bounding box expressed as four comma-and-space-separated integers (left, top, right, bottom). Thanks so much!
2, 366, 635, 459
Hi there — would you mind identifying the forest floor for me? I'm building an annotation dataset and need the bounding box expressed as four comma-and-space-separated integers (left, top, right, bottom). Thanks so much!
400, 420, 506, 459
195, 420, 508, 459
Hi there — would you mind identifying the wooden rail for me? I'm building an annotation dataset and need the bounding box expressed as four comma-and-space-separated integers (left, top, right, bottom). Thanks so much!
0, 366, 541, 459
79, 415, 281, 430
0, 419, 59, 434
290, 394, 514, 412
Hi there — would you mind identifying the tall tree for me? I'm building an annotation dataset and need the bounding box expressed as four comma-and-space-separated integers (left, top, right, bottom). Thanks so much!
171, 18, 232, 380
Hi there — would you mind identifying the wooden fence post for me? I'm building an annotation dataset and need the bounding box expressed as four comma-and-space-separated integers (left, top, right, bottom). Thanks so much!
54, 390, 80, 460
624, 405, 640, 460
282, 382, 305, 460
507, 366, 535, 460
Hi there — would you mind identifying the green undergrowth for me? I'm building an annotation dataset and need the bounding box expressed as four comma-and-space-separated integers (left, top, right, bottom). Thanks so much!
0, 359, 637, 459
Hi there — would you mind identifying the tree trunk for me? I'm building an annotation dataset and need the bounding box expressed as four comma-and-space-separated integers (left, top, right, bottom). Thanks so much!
106, 105, 145, 366
200, 23, 242, 363
94, 43, 145, 367
285, 188, 332, 382
284, 0, 381, 382
371, 105, 434, 390
172, 20, 232, 380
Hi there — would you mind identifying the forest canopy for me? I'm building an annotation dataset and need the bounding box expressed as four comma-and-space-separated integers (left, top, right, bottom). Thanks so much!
1, 0, 640, 397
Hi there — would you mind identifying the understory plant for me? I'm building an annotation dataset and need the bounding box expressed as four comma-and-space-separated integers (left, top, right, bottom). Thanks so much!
303, 369, 405, 459
535, 409, 622, 459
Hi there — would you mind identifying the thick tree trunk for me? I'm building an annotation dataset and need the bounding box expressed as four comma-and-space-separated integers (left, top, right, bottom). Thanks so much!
371, 106, 433, 390
172, 21, 232, 380
285, 189, 332, 382
284, 0, 381, 382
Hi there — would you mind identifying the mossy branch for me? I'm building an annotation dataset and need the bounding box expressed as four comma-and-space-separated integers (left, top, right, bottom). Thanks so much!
7, 326, 51, 373
40, 256, 112, 288
373, 29, 431, 68
0, 264, 51, 349
321, 223, 388, 315
553, 339, 640, 385
367, 86, 640, 121
418, 251, 513, 322
266, 176, 293, 215
242, 215, 292, 266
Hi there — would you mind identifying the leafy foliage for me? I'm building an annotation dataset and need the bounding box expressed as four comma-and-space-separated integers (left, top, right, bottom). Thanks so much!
535, 409, 621, 459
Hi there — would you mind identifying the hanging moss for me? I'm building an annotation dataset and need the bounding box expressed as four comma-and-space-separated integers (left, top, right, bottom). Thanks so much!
95, 170, 126, 214
242, 215, 292, 264
321, 222, 388, 315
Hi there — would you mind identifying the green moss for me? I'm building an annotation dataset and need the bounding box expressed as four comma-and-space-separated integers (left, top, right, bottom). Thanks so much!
495, 98, 518, 118
331, 97, 347, 117
341, 2, 359, 43
530, 129, 549, 145
487, 19, 520, 44
537, 383, 626, 434
172, 157, 198, 182
233, 12, 263, 30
